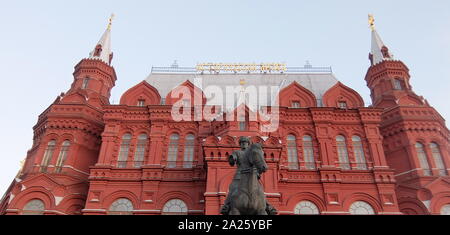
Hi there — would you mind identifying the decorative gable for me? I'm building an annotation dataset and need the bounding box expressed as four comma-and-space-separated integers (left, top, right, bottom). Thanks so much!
279, 81, 317, 108
120, 81, 161, 106
322, 82, 365, 109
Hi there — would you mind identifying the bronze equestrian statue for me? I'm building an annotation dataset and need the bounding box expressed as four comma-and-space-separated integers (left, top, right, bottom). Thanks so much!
221, 137, 277, 215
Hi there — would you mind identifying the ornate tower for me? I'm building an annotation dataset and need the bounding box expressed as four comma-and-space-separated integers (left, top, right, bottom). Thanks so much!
63, 14, 116, 109
0, 16, 117, 215
365, 15, 450, 215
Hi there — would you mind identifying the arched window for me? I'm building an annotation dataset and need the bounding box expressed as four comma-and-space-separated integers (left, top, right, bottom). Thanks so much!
134, 134, 148, 168
393, 78, 403, 90
292, 101, 301, 108
40, 140, 56, 173
415, 142, 431, 176
336, 136, 350, 170
23, 199, 45, 215
338, 101, 348, 109
108, 198, 134, 215
81, 77, 90, 89
183, 134, 195, 168
287, 135, 299, 170
441, 204, 450, 215
430, 143, 447, 176
55, 140, 71, 173
137, 99, 145, 107
349, 201, 375, 215
303, 136, 315, 170
117, 134, 132, 168
294, 201, 320, 215
162, 199, 188, 215
352, 136, 367, 170
167, 134, 180, 168
239, 115, 247, 131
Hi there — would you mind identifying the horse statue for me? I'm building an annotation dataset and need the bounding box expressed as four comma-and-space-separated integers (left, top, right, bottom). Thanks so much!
228, 143, 269, 215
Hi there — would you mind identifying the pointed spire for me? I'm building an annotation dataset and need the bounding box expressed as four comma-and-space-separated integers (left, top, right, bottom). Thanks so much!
89, 14, 114, 65
368, 14, 394, 65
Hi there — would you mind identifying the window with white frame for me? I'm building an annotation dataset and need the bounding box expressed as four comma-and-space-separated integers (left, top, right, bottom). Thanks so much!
349, 201, 375, 215
352, 136, 367, 170
303, 136, 315, 170
117, 134, 132, 168
137, 99, 145, 107
338, 101, 348, 109
393, 79, 403, 90
167, 134, 180, 168
415, 142, 431, 176
292, 101, 301, 108
183, 134, 195, 168
430, 143, 447, 176
22, 199, 45, 215
162, 199, 188, 215
40, 140, 56, 173
294, 201, 320, 215
108, 198, 134, 215
55, 140, 71, 173
336, 136, 350, 170
287, 135, 299, 170
81, 78, 90, 89
134, 134, 148, 168
239, 115, 246, 131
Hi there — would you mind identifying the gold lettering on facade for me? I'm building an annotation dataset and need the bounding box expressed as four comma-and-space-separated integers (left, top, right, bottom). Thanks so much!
196, 63, 287, 73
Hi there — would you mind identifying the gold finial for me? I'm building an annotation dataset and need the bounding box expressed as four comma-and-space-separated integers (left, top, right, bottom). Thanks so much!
108, 13, 115, 30
368, 14, 375, 31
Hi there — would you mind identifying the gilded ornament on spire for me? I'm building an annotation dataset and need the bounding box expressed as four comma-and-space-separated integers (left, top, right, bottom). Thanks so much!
108, 13, 115, 30
368, 14, 375, 31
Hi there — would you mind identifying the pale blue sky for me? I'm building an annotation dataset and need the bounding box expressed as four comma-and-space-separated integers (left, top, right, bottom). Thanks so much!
0, 0, 449, 195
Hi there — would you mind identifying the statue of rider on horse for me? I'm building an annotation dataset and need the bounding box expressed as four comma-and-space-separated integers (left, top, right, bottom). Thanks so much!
220, 137, 278, 215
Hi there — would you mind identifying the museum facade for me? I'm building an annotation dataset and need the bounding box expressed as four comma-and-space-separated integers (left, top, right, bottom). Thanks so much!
1, 16, 449, 215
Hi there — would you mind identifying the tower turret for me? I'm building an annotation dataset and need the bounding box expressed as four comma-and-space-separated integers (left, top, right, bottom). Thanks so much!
365, 14, 426, 109
61, 14, 117, 109
365, 15, 450, 215
0, 15, 118, 215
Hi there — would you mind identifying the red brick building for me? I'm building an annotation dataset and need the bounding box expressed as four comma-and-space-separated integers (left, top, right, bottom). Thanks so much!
1, 18, 449, 215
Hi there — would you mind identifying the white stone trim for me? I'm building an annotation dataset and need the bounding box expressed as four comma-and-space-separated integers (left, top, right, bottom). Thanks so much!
82, 209, 107, 212
278, 211, 294, 214
422, 200, 431, 212
6, 209, 19, 212
44, 210, 67, 215
132, 210, 161, 213
63, 165, 90, 175
395, 168, 421, 177
265, 193, 281, 196
55, 196, 64, 206
378, 212, 404, 215
321, 211, 351, 214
